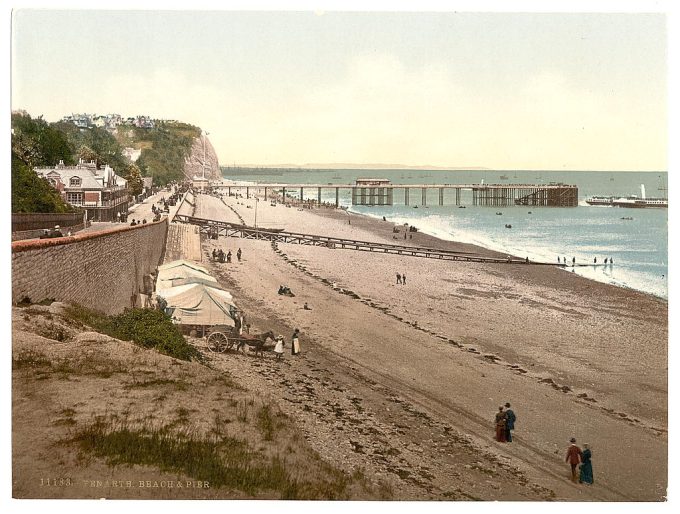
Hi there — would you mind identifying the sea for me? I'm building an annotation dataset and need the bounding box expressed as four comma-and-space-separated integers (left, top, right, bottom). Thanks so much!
221, 168, 668, 300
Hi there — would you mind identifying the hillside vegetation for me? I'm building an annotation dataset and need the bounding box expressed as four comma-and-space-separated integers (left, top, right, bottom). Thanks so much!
134, 121, 201, 185
11, 112, 201, 213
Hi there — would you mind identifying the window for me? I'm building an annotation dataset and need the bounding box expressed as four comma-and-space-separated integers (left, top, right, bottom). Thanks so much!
69, 177, 82, 187
66, 192, 83, 206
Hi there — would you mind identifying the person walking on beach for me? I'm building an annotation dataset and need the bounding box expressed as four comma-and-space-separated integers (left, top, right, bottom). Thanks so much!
495, 406, 507, 442
237, 248, 242, 262
572, 257, 576, 266
396, 273, 402, 284
566, 438, 583, 482
291, 328, 301, 355
579, 444, 594, 485
504, 403, 516, 442
402, 273, 407, 285
273, 335, 284, 360
227, 250, 232, 263
594, 257, 597, 264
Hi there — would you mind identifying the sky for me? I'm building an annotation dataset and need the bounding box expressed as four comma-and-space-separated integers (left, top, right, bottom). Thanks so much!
11, 7, 669, 171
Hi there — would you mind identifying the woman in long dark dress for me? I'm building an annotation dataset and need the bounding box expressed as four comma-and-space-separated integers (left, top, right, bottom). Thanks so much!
494, 407, 506, 442
579, 443, 594, 484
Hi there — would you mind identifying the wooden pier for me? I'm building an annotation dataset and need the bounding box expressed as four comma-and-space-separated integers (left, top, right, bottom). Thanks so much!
175, 214, 575, 266
215, 182, 578, 208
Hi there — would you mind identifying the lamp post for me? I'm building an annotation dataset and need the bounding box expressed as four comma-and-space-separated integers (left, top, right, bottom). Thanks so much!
202, 131, 210, 181
253, 195, 258, 226
254, 197, 259, 239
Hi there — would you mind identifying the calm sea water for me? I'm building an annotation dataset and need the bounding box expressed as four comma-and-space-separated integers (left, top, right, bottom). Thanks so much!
222, 168, 668, 299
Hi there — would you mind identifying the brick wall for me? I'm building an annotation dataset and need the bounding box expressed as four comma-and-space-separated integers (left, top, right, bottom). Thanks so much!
12, 219, 168, 314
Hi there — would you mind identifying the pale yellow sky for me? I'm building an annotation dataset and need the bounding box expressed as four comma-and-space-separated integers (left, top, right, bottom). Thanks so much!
11, 9, 668, 170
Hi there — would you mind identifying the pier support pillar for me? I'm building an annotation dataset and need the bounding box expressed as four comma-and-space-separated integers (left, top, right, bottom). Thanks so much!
336, 187, 339, 207
317, 187, 322, 205
300, 187, 304, 204
264, 187, 268, 201
246, 186, 250, 199
282, 187, 286, 204
405, 188, 409, 206
439, 188, 444, 206
422, 188, 427, 206
455, 188, 460, 205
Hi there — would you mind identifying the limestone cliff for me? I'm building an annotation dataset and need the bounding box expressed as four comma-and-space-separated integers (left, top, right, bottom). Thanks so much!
183, 135, 221, 180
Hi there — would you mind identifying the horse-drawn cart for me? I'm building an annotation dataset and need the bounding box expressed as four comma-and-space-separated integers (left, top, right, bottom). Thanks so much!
206, 325, 276, 356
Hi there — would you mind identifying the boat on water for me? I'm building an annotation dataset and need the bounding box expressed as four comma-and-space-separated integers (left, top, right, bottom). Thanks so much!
585, 196, 615, 206
586, 185, 668, 208
499, 174, 509, 180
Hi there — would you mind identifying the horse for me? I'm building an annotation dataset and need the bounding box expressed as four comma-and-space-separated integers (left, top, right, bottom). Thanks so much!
236, 330, 277, 357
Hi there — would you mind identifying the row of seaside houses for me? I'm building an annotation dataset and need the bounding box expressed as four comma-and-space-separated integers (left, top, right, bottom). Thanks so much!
61, 113, 156, 130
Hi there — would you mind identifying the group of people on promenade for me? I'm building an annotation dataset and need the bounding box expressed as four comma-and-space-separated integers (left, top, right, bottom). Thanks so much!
396, 272, 408, 285
40, 225, 69, 239
494, 404, 594, 485
273, 328, 301, 360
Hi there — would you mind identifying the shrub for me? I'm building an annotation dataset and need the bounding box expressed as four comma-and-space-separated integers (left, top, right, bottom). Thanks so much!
65, 305, 201, 362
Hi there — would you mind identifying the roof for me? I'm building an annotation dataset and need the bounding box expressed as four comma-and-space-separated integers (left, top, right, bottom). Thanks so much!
157, 260, 210, 275
156, 264, 219, 291
36, 168, 102, 189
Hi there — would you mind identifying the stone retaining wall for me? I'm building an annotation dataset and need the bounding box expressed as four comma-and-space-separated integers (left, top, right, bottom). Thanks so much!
12, 219, 168, 314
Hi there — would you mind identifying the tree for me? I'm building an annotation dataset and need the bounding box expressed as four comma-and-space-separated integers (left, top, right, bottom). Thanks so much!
123, 163, 144, 196
11, 112, 75, 167
11, 112, 76, 213
78, 145, 98, 164
11, 153, 74, 213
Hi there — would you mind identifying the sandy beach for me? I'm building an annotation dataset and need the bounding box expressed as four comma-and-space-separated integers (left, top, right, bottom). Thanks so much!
194, 190, 667, 501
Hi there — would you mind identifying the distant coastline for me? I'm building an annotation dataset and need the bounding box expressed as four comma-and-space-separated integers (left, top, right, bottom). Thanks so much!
222, 165, 666, 173
226, 163, 491, 171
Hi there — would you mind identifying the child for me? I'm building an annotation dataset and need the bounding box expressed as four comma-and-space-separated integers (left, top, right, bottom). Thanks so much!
274, 335, 285, 360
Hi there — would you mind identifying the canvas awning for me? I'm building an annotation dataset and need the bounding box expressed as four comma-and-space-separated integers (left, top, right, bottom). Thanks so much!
156, 263, 219, 291
157, 259, 210, 275
157, 283, 237, 327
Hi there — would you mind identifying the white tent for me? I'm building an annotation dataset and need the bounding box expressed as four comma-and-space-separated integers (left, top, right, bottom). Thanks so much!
157, 283, 237, 327
157, 259, 210, 275
156, 263, 219, 291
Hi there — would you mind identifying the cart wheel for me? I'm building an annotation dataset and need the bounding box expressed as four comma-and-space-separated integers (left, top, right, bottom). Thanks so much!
207, 332, 230, 353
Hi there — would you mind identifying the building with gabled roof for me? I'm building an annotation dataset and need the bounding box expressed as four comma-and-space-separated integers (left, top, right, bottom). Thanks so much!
34, 159, 129, 221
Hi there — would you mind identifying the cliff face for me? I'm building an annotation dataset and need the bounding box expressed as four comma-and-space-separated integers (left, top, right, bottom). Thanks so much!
184, 136, 221, 180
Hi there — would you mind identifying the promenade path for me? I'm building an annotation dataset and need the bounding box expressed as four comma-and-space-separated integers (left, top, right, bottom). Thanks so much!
78, 188, 177, 235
